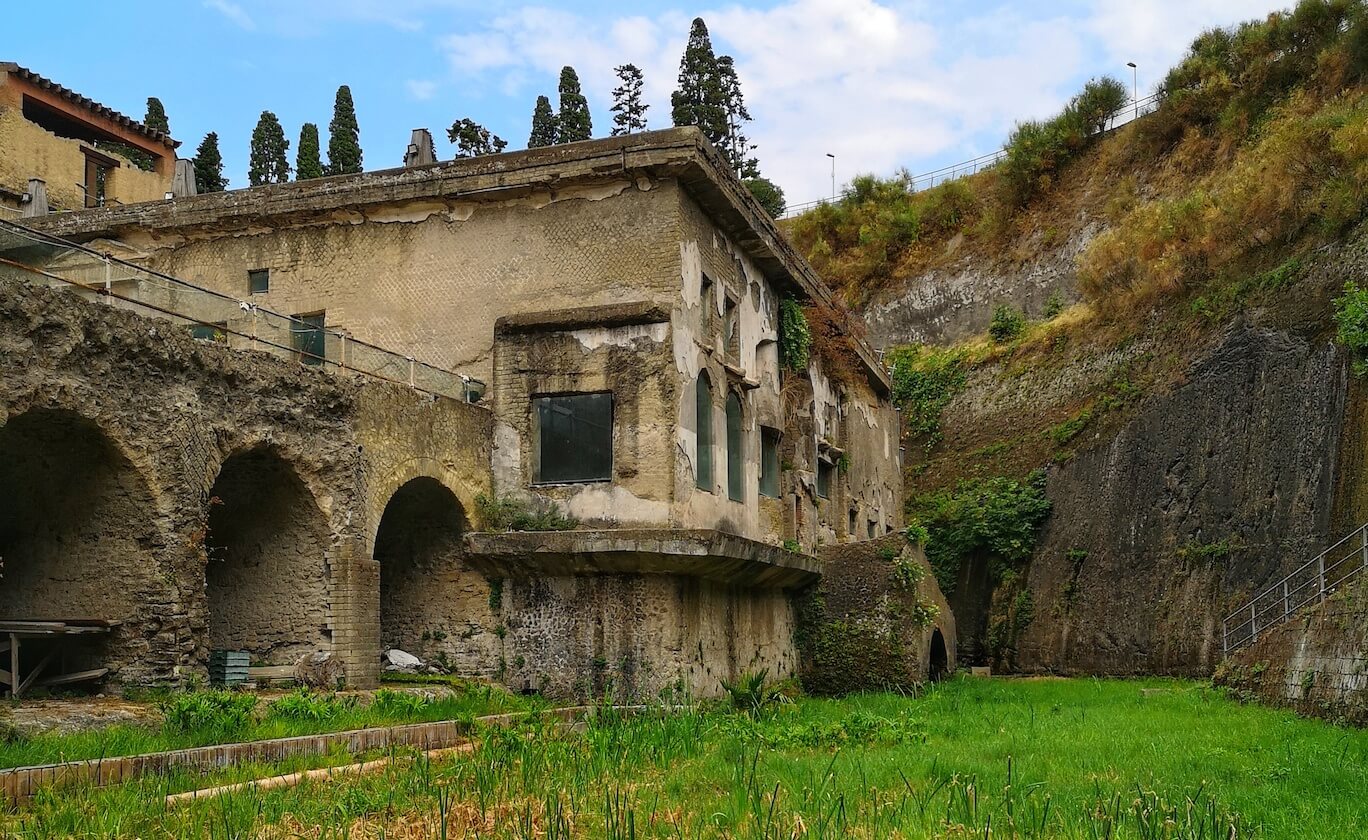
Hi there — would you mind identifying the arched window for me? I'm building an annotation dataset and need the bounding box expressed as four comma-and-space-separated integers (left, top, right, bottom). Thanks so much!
696, 372, 713, 491
726, 391, 744, 502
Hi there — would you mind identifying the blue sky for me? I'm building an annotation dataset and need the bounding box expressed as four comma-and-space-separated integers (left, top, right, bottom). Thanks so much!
11, 0, 1281, 202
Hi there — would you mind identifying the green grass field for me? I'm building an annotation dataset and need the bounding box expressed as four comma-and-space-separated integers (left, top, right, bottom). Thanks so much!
6, 677, 1367, 839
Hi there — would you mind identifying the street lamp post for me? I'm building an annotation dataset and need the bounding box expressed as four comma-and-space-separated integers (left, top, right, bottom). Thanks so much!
1127, 62, 1138, 119
826, 153, 835, 200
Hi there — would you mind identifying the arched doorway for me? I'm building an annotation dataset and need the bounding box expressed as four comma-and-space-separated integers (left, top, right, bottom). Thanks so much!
0, 409, 162, 681
929, 628, 949, 682
374, 477, 467, 658
205, 447, 330, 665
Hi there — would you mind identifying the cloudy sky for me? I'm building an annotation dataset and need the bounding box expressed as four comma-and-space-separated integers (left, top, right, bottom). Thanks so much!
14, 0, 1281, 202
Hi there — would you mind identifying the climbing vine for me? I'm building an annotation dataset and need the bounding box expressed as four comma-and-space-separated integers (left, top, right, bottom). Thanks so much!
778, 295, 812, 371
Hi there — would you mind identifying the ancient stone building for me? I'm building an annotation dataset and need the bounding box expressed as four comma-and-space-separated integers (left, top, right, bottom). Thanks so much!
0, 64, 177, 216
7, 128, 932, 699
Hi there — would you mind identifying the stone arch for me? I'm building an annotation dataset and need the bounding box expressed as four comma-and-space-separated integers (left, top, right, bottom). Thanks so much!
929, 628, 950, 682
205, 445, 331, 665
0, 408, 167, 683
374, 476, 469, 651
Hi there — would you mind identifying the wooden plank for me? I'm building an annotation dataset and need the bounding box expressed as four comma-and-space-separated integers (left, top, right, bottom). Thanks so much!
10, 634, 17, 699
16, 648, 55, 696
247, 665, 296, 679
36, 667, 107, 687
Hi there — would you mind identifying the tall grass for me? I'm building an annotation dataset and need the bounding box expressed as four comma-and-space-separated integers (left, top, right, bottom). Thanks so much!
7, 678, 1368, 838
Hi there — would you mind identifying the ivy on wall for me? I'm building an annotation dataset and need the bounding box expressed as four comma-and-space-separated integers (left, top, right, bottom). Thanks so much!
778, 295, 812, 371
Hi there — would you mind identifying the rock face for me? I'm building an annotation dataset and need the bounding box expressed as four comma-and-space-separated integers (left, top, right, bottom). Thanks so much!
1019, 326, 1345, 674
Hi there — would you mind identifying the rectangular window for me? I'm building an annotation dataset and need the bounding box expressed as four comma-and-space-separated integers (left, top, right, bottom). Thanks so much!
189, 322, 227, 343
759, 427, 781, 498
848, 508, 858, 534
700, 274, 714, 335
292, 311, 326, 366
724, 295, 740, 360
867, 519, 877, 539
534, 392, 613, 484
817, 459, 833, 499
81, 148, 117, 208
248, 268, 270, 294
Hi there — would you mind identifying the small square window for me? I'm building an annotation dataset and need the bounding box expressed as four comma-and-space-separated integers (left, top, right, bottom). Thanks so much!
248, 268, 270, 294
534, 393, 613, 484
759, 427, 781, 498
816, 460, 833, 499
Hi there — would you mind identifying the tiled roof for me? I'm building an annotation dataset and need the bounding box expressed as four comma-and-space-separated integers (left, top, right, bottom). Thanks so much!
0, 62, 179, 149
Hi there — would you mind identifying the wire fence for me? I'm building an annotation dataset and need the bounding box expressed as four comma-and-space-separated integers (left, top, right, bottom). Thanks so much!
0, 218, 486, 404
780, 91, 1163, 219
1222, 521, 1368, 657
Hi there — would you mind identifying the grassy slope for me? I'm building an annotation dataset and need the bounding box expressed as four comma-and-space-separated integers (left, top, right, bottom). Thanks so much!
8, 678, 1367, 838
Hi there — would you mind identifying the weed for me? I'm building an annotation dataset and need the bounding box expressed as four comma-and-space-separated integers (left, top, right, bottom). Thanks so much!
989, 303, 1026, 342
474, 493, 578, 531
158, 690, 257, 736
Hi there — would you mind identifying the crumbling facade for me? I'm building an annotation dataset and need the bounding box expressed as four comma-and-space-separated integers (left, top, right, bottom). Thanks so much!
9, 128, 937, 698
0, 64, 177, 215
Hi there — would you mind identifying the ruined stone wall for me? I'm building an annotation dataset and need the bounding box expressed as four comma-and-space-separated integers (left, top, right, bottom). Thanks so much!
1217, 575, 1368, 725
672, 191, 902, 549
126, 181, 685, 383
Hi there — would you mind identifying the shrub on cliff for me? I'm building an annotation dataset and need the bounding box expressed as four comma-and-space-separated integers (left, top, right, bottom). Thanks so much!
1334, 280, 1368, 375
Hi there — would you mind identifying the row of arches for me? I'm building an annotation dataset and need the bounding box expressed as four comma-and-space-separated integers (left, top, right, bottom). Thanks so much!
0, 407, 471, 689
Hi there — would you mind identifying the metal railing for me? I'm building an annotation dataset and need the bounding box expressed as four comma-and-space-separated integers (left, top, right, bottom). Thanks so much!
1222, 521, 1368, 656
780, 92, 1163, 219
0, 218, 486, 404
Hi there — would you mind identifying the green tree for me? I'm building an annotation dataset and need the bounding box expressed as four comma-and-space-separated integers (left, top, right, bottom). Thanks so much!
144, 97, 169, 135
716, 55, 758, 177
745, 177, 785, 217
671, 18, 728, 144
610, 63, 648, 136
193, 132, 228, 193
248, 111, 291, 186
327, 84, 363, 175
528, 95, 558, 148
448, 118, 508, 157
557, 66, 593, 142
296, 123, 324, 180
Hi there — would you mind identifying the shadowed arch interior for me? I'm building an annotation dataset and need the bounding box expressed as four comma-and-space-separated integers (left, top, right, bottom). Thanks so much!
929, 628, 949, 682
0, 409, 163, 679
205, 447, 330, 665
374, 477, 468, 656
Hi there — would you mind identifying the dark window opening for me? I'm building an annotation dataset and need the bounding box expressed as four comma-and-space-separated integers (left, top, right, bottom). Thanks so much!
726, 391, 744, 502
696, 373, 713, 491
867, 519, 877, 539
534, 392, 613, 484
292, 311, 326, 366
248, 268, 270, 294
190, 322, 227, 342
759, 427, 781, 498
817, 459, 833, 499
700, 274, 714, 335
848, 508, 857, 534
724, 295, 740, 361
82, 152, 114, 208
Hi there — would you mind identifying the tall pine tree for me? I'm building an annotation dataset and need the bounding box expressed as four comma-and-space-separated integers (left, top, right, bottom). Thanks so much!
528, 95, 558, 148
557, 66, 593, 142
297, 123, 324, 180
144, 97, 169, 135
671, 18, 728, 144
448, 119, 508, 157
327, 85, 363, 175
193, 132, 228, 193
248, 111, 291, 186
716, 56, 758, 178
610, 64, 648, 136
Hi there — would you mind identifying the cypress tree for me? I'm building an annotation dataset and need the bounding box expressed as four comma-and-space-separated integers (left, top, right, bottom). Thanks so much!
327, 84, 363, 175
528, 95, 559, 148
144, 97, 169, 135
248, 111, 291, 186
671, 18, 728, 144
557, 66, 593, 142
448, 118, 508, 157
716, 55, 758, 177
297, 123, 324, 180
193, 132, 228, 193
610, 64, 648, 136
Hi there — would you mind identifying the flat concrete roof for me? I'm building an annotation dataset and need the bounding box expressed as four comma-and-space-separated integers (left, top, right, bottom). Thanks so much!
23, 127, 889, 392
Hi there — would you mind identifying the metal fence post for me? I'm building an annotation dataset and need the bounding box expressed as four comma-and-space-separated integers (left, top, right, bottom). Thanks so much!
1283, 580, 1290, 622
1250, 601, 1258, 644
1318, 552, 1326, 602
339, 334, 346, 371
1361, 525, 1367, 572
408, 356, 415, 388
102, 255, 112, 302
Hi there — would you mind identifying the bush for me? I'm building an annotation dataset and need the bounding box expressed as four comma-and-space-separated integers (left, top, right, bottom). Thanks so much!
159, 690, 258, 735
720, 669, 790, 717
910, 471, 1053, 595
1334, 280, 1368, 375
745, 177, 786, 217
474, 493, 578, 531
1000, 76, 1126, 207
989, 304, 1026, 342
887, 345, 967, 445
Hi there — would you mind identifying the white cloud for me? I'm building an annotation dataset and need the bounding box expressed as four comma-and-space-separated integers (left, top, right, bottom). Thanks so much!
406, 79, 438, 101
431, 0, 1288, 202
204, 0, 255, 30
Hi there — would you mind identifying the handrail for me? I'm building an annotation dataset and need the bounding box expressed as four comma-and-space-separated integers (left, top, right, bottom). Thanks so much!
779, 91, 1164, 220
1221, 521, 1368, 656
